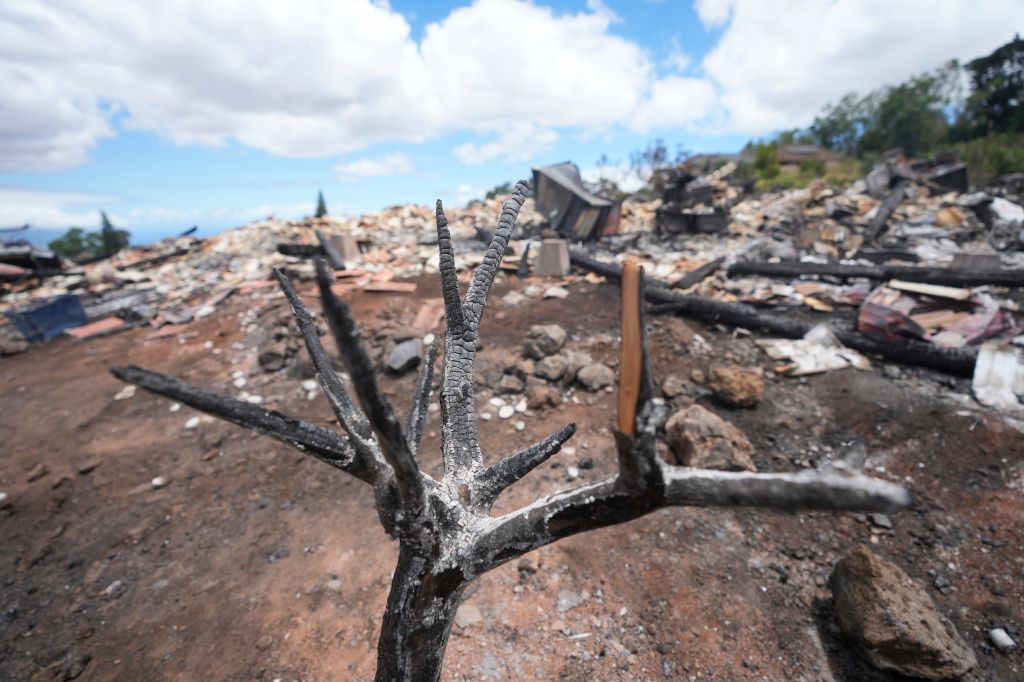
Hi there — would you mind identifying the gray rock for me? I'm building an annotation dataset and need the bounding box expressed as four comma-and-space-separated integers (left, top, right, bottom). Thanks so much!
576, 363, 614, 391
664, 404, 756, 472
497, 373, 525, 394
534, 354, 567, 381
563, 349, 593, 382
829, 545, 977, 680
387, 338, 423, 373
258, 342, 289, 372
524, 324, 567, 360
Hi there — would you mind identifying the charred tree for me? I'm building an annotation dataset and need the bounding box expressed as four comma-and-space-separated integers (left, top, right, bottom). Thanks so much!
113, 182, 910, 681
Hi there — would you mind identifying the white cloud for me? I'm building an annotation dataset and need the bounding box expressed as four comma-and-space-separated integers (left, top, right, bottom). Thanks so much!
1, 0, 1022, 172
0, 0, 652, 170
630, 76, 718, 132
580, 164, 645, 193
700, 0, 1024, 134
694, 0, 735, 28
663, 35, 692, 72
455, 184, 482, 206
0, 187, 110, 228
335, 153, 413, 181
453, 124, 559, 165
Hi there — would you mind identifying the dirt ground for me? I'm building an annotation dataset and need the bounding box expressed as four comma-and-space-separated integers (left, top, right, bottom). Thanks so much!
1, 273, 1022, 681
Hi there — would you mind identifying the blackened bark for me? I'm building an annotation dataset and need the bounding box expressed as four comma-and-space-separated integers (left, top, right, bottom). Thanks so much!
727, 260, 1024, 288
375, 543, 467, 682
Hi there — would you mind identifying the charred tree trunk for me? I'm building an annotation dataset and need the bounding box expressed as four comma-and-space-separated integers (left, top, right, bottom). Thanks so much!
113, 182, 911, 679
375, 544, 467, 682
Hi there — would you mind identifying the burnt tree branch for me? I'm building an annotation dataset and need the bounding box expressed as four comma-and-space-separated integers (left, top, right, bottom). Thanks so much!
113, 183, 911, 682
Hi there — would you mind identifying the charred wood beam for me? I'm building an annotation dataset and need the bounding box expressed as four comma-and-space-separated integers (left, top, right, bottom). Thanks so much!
728, 260, 1024, 288
276, 243, 323, 258
864, 181, 908, 242
672, 256, 724, 290
570, 250, 977, 376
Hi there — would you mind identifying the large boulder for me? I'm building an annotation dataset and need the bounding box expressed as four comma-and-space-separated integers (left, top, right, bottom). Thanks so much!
524, 324, 567, 360
709, 365, 764, 408
664, 404, 756, 471
829, 545, 977, 680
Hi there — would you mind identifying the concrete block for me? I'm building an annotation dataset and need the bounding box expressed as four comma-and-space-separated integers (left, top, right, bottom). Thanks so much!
328, 233, 361, 265
535, 239, 570, 277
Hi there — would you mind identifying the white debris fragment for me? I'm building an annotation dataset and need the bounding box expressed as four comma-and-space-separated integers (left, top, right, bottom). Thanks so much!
169, 402, 182, 412
543, 285, 569, 299
113, 385, 136, 401
184, 416, 201, 429
971, 344, 1024, 413
151, 476, 168, 489
498, 405, 515, 420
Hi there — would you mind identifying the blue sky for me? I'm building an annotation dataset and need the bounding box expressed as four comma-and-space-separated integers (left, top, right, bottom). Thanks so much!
1, 0, 1020, 246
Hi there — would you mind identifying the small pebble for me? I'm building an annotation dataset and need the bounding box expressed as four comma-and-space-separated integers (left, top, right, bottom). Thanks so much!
498, 405, 515, 419
185, 416, 201, 429
301, 379, 318, 392
151, 476, 169, 489
514, 421, 526, 432
489, 397, 506, 407
566, 466, 580, 481
481, 412, 492, 421
233, 377, 247, 389
169, 402, 182, 412
989, 628, 1016, 652
514, 399, 527, 413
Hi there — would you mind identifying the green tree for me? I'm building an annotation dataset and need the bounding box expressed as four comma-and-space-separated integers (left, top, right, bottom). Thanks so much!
808, 92, 869, 155
49, 212, 129, 260
752, 141, 780, 179
315, 190, 328, 218
48, 227, 101, 259
100, 211, 130, 254
956, 35, 1023, 137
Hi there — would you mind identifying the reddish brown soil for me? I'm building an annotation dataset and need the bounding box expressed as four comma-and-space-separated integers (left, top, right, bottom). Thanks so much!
1, 275, 1021, 681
